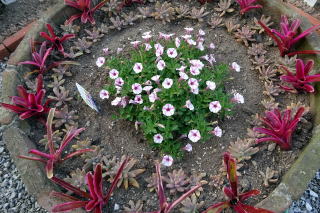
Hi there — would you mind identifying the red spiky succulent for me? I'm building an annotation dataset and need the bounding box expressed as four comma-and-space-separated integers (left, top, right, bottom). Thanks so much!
149, 162, 201, 213
19, 41, 53, 74
236, 0, 262, 15
254, 107, 305, 150
64, 0, 107, 25
204, 152, 274, 213
118, 0, 144, 10
280, 59, 320, 93
40, 24, 75, 56
51, 160, 129, 212
19, 108, 93, 178
258, 15, 320, 57
0, 74, 51, 120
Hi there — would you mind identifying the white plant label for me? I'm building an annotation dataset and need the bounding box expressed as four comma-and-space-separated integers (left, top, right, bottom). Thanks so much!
76, 83, 99, 112
303, 0, 317, 7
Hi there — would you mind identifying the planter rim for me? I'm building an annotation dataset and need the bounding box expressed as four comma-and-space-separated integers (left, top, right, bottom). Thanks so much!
1, 0, 320, 212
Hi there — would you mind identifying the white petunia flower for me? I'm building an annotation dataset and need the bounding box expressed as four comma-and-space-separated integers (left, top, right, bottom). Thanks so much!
212, 126, 222, 137
188, 78, 199, 89
181, 34, 192, 40
149, 92, 158, 103
132, 83, 142, 94
175, 37, 181, 48
231, 62, 241, 72
183, 143, 192, 152
142, 31, 152, 41
176, 65, 187, 72
190, 66, 200, 76
162, 78, 173, 89
187, 39, 197, 46
184, 27, 194, 33
96, 57, 105, 67
159, 32, 175, 40
143, 86, 153, 92
197, 42, 205, 51
232, 93, 244, 104
157, 60, 166, 71
111, 97, 121, 106
162, 104, 175, 116
145, 43, 152, 51
198, 29, 206, 36
162, 155, 173, 167
185, 100, 194, 111
151, 75, 161, 83
134, 95, 143, 104
201, 54, 216, 65
209, 101, 222, 113
153, 134, 163, 144
99, 89, 109, 99
179, 72, 189, 80
155, 43, 164, 57
133, 63, 143, 73
206, 81, 216, 90
188, 129, 201, 142
167, 48, 178, 58
109, 69, 119, 79
115, 77, 124, 87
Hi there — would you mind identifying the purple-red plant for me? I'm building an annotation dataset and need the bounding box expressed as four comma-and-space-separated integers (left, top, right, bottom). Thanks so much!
150, 162, 201, 213
258, 15, 320, 57
19, 108, 92, 178
118, 0, 144, 11
40, 24, 75, 56
236, 0, 262, 15
197, 0, 213, 4
64, 0, 107, 25
51, 161, 128, 212
280, 59, 320, 93
254, 107, 305, 150
204, 152, 274, 213
0, 74, 51, 120
19, 41, 53, 74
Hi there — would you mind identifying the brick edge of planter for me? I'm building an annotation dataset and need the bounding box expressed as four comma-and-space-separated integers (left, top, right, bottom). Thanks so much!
1, 1, 320, 213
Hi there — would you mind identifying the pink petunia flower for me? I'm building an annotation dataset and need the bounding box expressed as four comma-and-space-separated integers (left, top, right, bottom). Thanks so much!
149, 92, 158, 103
117, 47, 123, 54
232, 93, 244, 104
133, 63, 143, 73
151, 75, 161, 83
162, 104, 175, 116
109, 69, 119, 79
162, 155, 173, 167
209, 43, 216, 49
131, 41, 141, 48
188, 129, 201, 142
212, 126, 222, 137
142, 31, 152, 41
190, 66, 200, 76
132, 83, 142, 94
181, 34, 192, 40
188, 78, 199, 89
191, 88, 199, 95
96, 57, 105, 67
167, 48, 178, 58
103, 48, 110, 56
201, 54, 216, 65
197, 42, 205, 51
176, 65, 187, 72
231, 62, 241, 72
143, 86, 153, 92
175, 37, 181, 48
153, 134, 163, 144
115, 77, 124, 87
209, 101, 222, 113
157, 60, 166, 71
162, 78, 173, 89
179, 72, 189, 81
159, 32, 175, 40
134, 95, 143, 104
111, 97, 121, 106
190, 59, 204, 70
184, 27, 194, 34
145, 43, 152, 51
99, 89, 109, 99
185, 100, 194, 111
198, 29, 206, 36
187, 39, 197, 46
183, 143, 193, 152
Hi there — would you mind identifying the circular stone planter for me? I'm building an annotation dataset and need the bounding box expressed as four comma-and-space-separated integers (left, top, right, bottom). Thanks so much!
1, 0, 320, 212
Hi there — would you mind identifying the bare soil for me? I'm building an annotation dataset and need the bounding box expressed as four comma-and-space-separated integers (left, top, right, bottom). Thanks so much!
22, 1, 314, 212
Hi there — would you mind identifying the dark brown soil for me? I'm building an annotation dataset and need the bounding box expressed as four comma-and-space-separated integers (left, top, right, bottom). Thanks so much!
0, 0, 55, 43
22, 1, 314, 212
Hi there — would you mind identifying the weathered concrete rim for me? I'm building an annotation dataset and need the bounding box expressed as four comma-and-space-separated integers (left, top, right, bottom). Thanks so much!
0, 0, 319, 212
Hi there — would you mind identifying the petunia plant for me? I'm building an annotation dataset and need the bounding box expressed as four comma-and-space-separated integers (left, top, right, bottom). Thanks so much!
100, 30, 234, 157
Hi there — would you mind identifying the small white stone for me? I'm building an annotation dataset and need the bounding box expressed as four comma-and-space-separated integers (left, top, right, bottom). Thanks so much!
114, 203, 120, 211
305, 202, 312, 211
